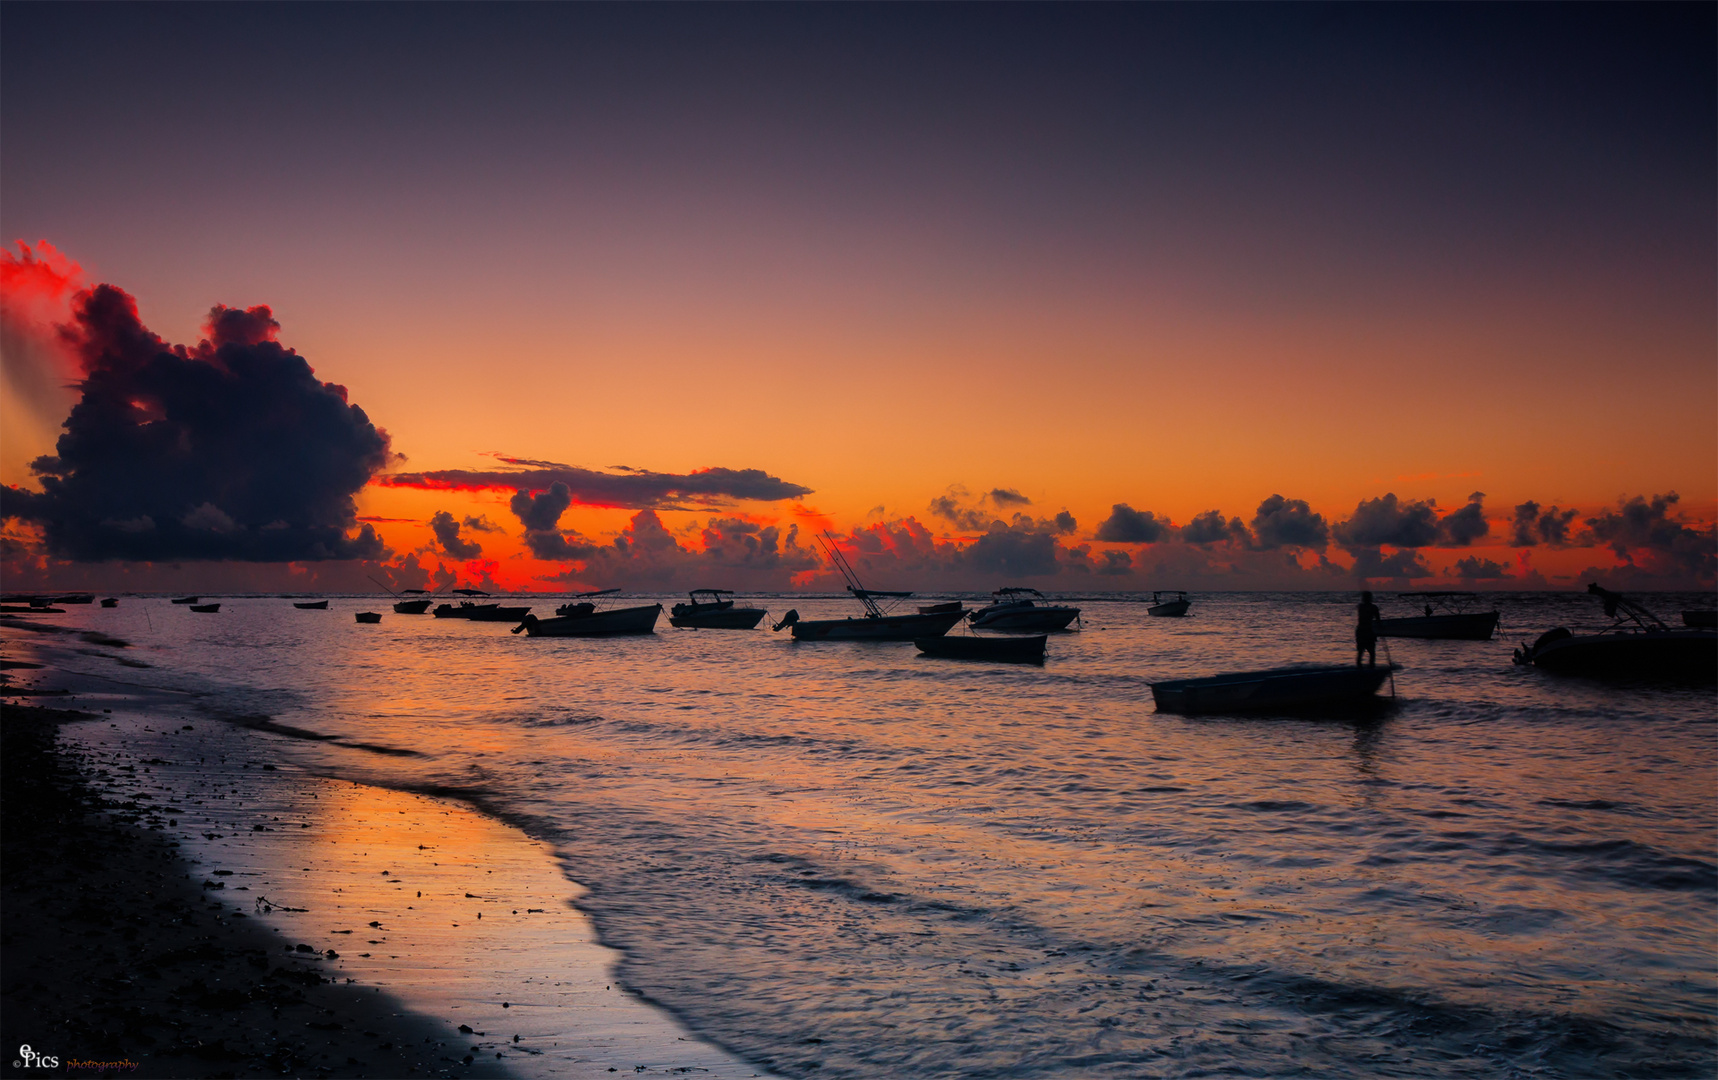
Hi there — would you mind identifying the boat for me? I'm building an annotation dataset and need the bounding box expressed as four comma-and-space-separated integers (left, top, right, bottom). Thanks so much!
1374, 592, 1499, 640
0, 605, 65, 614
773, 534, 965, 641
293, 600, 329, 610
393, 588, 435, 615
967, 588, 1081, 632
1684, 610, 1717, 629
433, 601, 499, 619
1147, 591, 1192, 617
189, 603, 220, 613
512, 590, 661, 636
915, 634, 1047, 663
917, 601, 966, 615
1151, 664, 1396, 715
100, 598, 118, 608
1513, 584, 1716, 681
170, 596, 200, 605
354, 611, 382, 624
466, 604, 531, 622
52, 594, 94, 605
669, 589, 767, 629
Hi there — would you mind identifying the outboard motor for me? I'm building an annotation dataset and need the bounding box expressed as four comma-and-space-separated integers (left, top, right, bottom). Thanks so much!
511, 614, 538, 635
772, 609, 799, 632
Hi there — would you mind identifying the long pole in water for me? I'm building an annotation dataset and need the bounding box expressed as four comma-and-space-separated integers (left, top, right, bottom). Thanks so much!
1381, 636, 1396, 697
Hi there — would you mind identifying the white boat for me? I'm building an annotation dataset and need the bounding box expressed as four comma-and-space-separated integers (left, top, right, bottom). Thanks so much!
774, 534, 963, 642
1147, 591, 1191, 617
1375, 592, 1499, 640
513, 589, 661, 637
669, 589, 767, 629
1514, 584, 1716, 681
967, 588, 1081, 632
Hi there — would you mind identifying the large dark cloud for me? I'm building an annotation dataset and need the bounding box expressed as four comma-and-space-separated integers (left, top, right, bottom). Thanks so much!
1333, 493, 1440, 550
1095, 503, 1171, 543
382, 454, 812, 509
1585, 493, 1716, 579
1249, 495, 1329, 550
1509, 500, 1579, 547
3, 285, 389, 561
1436, 492, 1490, 547
988, 488, 1031, 507
429, 510, 483, 559
1349, 546, 1433, 581
1182, 509, 1250, 546
959, 521, 1060, 577
507, 481, 600, 561
1452, 555, 1511, 579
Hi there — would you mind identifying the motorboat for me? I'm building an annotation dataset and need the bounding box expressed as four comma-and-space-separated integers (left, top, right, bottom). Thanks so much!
170, 596, 200, 605
967, 588, 1080, 632
355, 611, 382, 624
466, 604, 531, 622
293, 600, 329, 610
189, 603, 220, 613
433, 601, 499, 619
915, 634, 1046, 663
1151, 664, 1396, 715
1513, 584, 1716, 681
669, 589, 767, 629
1375, 592, 1499, 640
773, 534, 964, 642
1147, 591, 1192, 617
513, 589, 662, 636
393, 588, 435, 614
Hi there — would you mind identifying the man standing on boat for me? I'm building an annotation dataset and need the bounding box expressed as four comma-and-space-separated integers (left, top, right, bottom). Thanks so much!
1356, 590, 1381, 667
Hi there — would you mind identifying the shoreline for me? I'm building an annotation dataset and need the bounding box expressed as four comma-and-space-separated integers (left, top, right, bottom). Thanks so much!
1, 625, 769, 1080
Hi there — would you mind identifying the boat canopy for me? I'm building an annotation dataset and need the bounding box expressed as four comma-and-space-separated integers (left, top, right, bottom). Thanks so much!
572, 588, 622, 599
1400, 591, 1478, 598
995, 587, 1045, 598
452, 588, 490, 596
689, 589, 735, 598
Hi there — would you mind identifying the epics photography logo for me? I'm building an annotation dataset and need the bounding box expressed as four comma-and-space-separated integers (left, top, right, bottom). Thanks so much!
13, 1045, 59, 1069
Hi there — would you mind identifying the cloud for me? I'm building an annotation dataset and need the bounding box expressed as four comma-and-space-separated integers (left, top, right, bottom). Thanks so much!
1436, 492, 1490, 547
1053, 510, 1077, 534
1452, 555, 1511, 579
2, 284, 391, 562
1097, 549, 1132, 575
988, 488, 1031, 507
463, 514, 502, 533
380, 454, 812, 510
1348, 546, 1433, 582
1333, 493, 1440, 550
1182, 509, 1251, 546
928, 493, 990, 531
1508, 500, 1580, 547
1584, 492, 1716, 581
430, 510, 483, 559
510, 482, 573, 532
1250, 495, 1328, 550
1094, 503, 1171, 543
959, 521, 1060, 577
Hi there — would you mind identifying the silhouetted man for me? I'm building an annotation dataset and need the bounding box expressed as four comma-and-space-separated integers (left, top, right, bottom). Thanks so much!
1356, 590, 1381, 667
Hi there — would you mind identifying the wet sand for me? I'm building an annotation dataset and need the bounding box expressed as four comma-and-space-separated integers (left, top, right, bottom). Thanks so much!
1, 621, 769, 1080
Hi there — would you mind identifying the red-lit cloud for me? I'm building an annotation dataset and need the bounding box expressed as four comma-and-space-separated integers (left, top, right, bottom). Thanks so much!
380, 454, 813, 510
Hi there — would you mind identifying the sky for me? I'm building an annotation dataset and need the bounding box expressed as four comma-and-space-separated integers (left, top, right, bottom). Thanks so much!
2, 3, 1713, 593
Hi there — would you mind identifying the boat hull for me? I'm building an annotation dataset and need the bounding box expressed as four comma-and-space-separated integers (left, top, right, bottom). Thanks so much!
189, 604, 220, 613
355, 612, 382, 624
1526, 630, 1716, 681
669, 607, 766, 629
791, 610, 965, 641
967, 606, 1080, 632
1147, 600, 1191, 617
466, 605, 531, 622
915, 635, 1046, 663
1375, 611, 1498, 640
1151, 664, 1394, 715
293, 600, 329, 610
518, 604, 662, 636
393, 599, 433, 614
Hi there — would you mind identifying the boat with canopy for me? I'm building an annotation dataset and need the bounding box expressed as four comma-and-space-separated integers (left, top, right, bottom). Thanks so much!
512, 589, 662, 637
1374, 592, 1499, 640
772, 534, 965, 641
967, 588, 1081, 632
1513, 584, 1716, 681
669, 589, 768, 629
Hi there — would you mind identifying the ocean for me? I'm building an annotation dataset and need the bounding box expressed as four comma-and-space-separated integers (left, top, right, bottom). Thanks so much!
20, 590, 1717, 1078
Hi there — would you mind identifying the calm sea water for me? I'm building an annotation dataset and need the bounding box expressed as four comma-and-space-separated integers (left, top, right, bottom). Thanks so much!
25, 591, 1718, 1078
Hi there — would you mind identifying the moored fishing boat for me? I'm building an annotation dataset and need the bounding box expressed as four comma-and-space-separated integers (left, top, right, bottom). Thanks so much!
915, 634, 1047, 663
1151, 664, 1395, 715
466, 604, 531, 622
189, 603, 220, 613
293, 600, 329, 610
773, 534, 964, 642
1514, 584, 1716, 681
967, 588, 1080, 632
355, 611, 382, 624
1147, 590, 1192, 617
99, 598, 117, 608
513, 590, 662, 637
669, 589, 767, 629
1375, 592, 1499, 640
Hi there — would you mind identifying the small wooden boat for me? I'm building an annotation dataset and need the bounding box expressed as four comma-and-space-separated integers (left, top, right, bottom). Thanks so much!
170, 596, 200, 605
669, 589, 767, 629
967, 588, 1080, 632
293, 600, 329, 610
354, 611, 382, 624
99, 598, 118, 608
1514, 584, 1716, 682
189, 603, 220, 613
1683, 610, 1717, 629
1151, 664, 1395, 715
1147, 591, 1191, 617
1375, 592, 1499, 640
915, 634, 1046, 663
513, 592, 661, 637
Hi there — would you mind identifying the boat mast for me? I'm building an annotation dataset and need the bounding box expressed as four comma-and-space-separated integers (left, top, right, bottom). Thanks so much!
818, 532, 883, 617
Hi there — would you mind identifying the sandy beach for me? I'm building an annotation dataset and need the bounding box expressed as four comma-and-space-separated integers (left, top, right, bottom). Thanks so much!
0, 618, 769, 1080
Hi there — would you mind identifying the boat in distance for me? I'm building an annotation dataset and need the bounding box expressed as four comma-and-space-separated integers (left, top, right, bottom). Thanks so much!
293, 600, 329, 610
394, 598, 434, 614
775, 533, 964, 641
1151, 664, 1395, 715
354, 611, 382, 624
1514, 585, 1715, 682
1375, 592, 1499, 640
433, 601, 498, 619
170, 596, 200, 605
1147, 591, 1192, 617
465, 604, 531, 622
669, 589, 767, 629
915, 634, 1047, 663
514, 590, 662, 636
967, 588, 1081, 632
189, 603, 220, 613
99, 598, 118, 608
